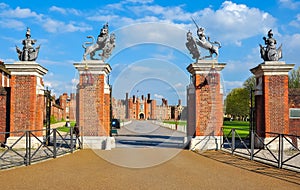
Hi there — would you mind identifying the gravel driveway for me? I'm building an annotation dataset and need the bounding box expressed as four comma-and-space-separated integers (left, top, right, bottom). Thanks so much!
0, 148, 299, 190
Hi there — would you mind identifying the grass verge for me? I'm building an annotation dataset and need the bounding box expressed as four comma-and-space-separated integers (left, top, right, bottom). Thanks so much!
56, 121, 76, 132
223, 121, 250, 138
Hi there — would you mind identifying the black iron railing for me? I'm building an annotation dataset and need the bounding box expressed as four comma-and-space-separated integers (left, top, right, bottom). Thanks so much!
0, 127, 82, 169
221, 127, 300, 171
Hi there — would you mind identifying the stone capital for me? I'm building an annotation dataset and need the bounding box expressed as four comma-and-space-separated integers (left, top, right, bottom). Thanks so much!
187, 61, 226, 75
74, 60, 112, 75
250, 61, 294, 77
5, 61, 48, 77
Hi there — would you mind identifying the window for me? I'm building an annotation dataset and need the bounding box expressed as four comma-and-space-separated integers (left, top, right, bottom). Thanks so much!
290, 108, 300, 119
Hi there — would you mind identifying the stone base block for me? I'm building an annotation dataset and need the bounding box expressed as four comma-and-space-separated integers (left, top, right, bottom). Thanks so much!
189, 136, 222, 151
82, 136, 115, 150
6, 136, 43, 149
254, 136, 295, 150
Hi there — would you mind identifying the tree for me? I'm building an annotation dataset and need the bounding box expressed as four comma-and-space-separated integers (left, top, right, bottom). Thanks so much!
225, 88, 250, 120
243, 75, 256, 91
289, 66, 300, 88
243, 75, 255, 107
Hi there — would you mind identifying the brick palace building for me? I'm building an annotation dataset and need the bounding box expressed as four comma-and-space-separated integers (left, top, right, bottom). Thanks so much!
112, 92, 186, 121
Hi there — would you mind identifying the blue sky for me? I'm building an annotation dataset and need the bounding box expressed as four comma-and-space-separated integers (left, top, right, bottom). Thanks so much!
0, 0, 300, 105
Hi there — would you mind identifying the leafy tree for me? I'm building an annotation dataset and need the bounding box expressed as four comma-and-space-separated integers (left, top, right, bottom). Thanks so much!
243, 75, 256, 91
289, 66, 300, 88
225, 87, 250, 120
243, 75, 255, 107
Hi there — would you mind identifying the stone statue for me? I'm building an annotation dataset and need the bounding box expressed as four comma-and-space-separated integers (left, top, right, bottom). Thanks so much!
259, 29, 282, 61
82, 23, 116, 61
16, 27, 40, 61
185, 30, 200, 60
186, 18, 221, 61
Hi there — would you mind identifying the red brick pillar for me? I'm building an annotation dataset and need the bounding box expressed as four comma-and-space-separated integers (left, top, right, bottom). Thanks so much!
187, 60, 226, 150
0, 87, 9, 143
74, 61, 112, 148
5, 61, 47, 143
250, 61, 294, 139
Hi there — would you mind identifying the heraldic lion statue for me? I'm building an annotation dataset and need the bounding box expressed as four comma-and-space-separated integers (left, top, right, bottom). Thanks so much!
82, 23, 115, 61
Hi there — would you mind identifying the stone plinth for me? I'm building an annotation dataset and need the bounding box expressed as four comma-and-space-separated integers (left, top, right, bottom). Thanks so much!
5, 61, 47, 136
74, 60, 112, 138
250, 61, 294, 137
186, 60, 226, 150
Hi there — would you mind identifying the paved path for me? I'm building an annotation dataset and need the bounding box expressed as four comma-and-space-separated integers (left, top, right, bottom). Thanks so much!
116, 120, 186, 148
0, 149, 299, 190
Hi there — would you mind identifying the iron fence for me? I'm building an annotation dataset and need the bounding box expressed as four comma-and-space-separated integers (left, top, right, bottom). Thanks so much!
221, 127, 300, 171
0, 127, 82, 170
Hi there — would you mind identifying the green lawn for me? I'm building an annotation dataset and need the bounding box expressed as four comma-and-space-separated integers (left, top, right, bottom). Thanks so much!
222, 121, 250, 138
56, 121, 76, 132
163, 120, 250, 138
163, 120, 187, 126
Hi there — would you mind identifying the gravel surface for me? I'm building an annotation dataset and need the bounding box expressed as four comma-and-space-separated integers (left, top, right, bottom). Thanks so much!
0, 149, 299, 190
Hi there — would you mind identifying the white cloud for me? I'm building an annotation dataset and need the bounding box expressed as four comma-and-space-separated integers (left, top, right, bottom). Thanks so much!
0, 5, 88, 34
49, 6, 67, 14
96, 1, 277, 51
174, 82, 183, 88
114, 22, 187, 53
154, 93, 164, 99
0, 19, 25, 30
49, 6, 81, 16
125, 0, 154, 4
282, 33, 300, 64
289, 14, 300, 28
42, 18, 92, 33
194, 1, 277, 44
0, 6, 42, 19
279, 0, 300, 10
224, 80, 243, 92
128, 65, 152, 73
44, 74, 75, 96
87, 15, 120, 22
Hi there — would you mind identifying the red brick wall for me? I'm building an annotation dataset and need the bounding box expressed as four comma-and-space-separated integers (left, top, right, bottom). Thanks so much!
51, 104, 63, 121
10, 75, 35, 132
0, 87, 8, 142
151, 100, 156, 120
78, 74, 110, 136
289, 89, 300, 136
69, 93, 76, 121
188, 73, 223, 136
60, 93, 68, 120
9, 75, 44, 136
262, 75, 289, 135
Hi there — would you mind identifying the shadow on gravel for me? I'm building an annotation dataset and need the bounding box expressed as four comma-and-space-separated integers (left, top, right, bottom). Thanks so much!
198, 150, 300, 186
115, 134, 187, 148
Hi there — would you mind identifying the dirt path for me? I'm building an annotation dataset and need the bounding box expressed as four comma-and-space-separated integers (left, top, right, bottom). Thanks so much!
0, 149, 299, 190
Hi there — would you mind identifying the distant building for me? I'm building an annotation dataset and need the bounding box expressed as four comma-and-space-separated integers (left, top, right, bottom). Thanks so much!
112, 93, 186, 121
51, 93, 77, 122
